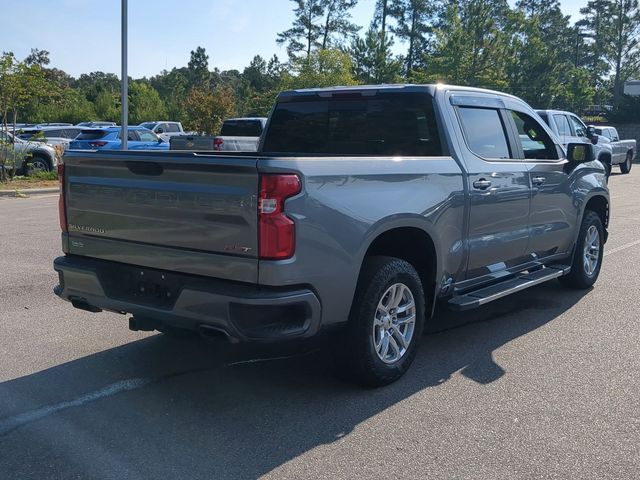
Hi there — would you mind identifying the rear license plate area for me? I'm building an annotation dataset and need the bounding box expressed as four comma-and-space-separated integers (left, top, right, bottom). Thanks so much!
99, 264, 182, 308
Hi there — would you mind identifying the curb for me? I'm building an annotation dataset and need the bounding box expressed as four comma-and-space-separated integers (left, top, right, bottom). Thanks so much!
0, 187, 59, 197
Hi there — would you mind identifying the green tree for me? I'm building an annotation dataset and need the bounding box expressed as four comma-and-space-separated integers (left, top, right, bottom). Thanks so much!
129, 82, 167, 124
607, 0, 640, 106
349, 27, 402, 83
150, 68, 189, 122
75, 71, 120, 103
425, 1, 512, 89
389, 0, 436, 74
578, 0, 613, 102
277, 0, 325, 59
94, 90, 119, 121
38, 88, 97, 124
187, 46, 210, 89
320, 0, 360, 49
283, 48, 357, 89
185, 86, 236, 134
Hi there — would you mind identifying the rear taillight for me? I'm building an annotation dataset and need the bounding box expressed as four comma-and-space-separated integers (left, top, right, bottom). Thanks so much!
89, 141, 107, 148
58, 163, 67, 232
214, 138, 223, 151
258, 174, 301, 260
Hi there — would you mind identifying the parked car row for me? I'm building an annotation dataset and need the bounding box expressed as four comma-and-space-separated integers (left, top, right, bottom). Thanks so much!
14, 124, 172, 153
536, 110, 636, 175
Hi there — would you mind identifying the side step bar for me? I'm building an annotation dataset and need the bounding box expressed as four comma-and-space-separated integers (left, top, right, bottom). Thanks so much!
448, 265, 571, 311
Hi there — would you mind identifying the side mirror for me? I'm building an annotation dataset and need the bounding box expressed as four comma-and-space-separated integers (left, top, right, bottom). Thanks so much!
567, 143, 594, 163
156, 128, 164, 134
586, 127, 599, 144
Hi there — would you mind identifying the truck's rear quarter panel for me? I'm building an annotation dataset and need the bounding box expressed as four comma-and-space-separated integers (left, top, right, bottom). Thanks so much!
258, 156, 466, 326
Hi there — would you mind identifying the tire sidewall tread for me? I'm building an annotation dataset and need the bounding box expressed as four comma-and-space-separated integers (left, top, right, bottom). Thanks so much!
336, 256, 426, 387
560, 211, 604, 289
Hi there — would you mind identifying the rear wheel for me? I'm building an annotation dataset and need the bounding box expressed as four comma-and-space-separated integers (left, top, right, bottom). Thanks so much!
559, 211, 604, 289
332, 256, 426, 386
620, 152, 633, 174
24, 156, 51, 176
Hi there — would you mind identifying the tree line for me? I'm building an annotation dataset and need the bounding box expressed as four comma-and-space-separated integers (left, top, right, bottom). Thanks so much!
1, 0, 639, 135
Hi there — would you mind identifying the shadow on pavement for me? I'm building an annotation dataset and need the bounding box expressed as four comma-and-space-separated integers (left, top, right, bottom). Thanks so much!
0, 282, 589, 479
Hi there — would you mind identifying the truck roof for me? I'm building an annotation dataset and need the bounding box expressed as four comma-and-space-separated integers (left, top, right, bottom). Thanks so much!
277, 83, 523, 101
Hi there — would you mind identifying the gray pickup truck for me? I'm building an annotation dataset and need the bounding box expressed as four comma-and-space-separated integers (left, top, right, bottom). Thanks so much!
590, 126, 636, 174
536, 109, 614, 175
54, 85, 609, 385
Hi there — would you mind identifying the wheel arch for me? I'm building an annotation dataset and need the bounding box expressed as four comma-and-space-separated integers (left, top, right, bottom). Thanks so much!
583, 194, 609, 242
357, 220, 441, 317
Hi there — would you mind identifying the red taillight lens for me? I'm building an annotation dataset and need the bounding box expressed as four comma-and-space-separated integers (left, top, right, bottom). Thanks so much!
89, 141, 107, 148
58, 163, 67, 232
214, 138, 223, 151
258, 174, 301, 260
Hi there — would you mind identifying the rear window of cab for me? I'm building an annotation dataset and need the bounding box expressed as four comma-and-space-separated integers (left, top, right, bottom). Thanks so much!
263, 93, 442, 156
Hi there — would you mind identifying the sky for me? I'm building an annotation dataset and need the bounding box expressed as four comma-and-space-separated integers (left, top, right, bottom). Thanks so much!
0, 0, 587, 79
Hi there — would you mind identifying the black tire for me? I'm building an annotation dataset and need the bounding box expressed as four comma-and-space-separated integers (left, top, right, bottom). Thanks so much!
620, 152, 633, 174
559, 211, 604, 289
331, 256, 426, 387
24, 156, 51, 176
603, 159, 612, 177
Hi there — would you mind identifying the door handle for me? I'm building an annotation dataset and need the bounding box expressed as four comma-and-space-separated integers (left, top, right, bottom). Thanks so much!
473, 179, 492, 190
532, 176, 546, 186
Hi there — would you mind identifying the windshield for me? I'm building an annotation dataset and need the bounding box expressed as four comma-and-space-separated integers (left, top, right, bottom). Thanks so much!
140, 122, 157, 130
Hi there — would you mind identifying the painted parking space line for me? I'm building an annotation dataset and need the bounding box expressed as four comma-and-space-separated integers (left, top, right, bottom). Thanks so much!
0, 352, 310, 437
604, 239, 640, 257
0, 378, 152, 436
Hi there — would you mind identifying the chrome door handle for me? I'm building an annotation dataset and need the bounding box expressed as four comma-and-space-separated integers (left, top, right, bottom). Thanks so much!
532, 176, 546, 186
473, 179, 492, 190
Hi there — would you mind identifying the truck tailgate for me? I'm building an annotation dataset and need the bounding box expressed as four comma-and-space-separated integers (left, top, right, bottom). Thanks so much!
63, 150, 259, 283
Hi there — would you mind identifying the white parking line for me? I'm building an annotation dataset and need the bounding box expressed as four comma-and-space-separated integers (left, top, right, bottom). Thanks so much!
0, 352, 309, 436
0, 378, 152, 436
604, 239, 640, 257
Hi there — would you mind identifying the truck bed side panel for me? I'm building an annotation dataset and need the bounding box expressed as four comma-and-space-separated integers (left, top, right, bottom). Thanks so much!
257, 156, 466, 326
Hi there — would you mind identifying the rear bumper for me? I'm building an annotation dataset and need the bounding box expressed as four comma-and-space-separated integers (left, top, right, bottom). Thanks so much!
53, 255, 322, 342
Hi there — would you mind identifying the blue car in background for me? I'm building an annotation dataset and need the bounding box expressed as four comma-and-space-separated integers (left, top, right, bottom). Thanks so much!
69, 126, 169, 150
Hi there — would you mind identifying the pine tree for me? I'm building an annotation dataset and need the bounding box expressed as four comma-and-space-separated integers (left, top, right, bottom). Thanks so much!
349, 27, 402, 83
320, 0, 360, 49
388, 0, 437, 74
277, 0, 325, 60
187, 46, 210, 89
608, 0, 640, 105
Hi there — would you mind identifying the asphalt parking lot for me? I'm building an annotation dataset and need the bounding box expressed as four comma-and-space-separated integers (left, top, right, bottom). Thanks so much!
1, 170, 639, 480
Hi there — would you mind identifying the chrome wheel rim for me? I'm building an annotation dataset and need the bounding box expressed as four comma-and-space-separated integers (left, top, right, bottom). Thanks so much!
29, 159, 48, 173
583, 225, 600, 276
373, 283, 416, 364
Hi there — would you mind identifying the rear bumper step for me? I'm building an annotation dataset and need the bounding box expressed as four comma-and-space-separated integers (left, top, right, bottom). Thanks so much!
448, 265, 571, 311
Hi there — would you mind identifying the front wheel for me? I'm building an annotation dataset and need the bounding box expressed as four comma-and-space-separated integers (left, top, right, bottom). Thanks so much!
559, 211, 604, 289
332, 256, 426, 386
620, 152, 633, 174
